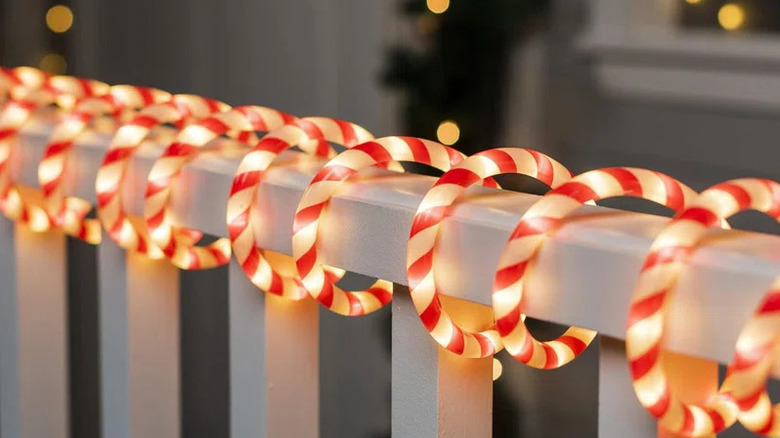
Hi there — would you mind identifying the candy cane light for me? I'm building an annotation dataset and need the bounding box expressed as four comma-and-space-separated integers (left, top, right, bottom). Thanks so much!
494, 167, 702, 369
0, 75, 109, 231
227, 117, 372, 300
144, 106, 295, 270
96, 94, 230, 258
0, 66, 48, 101
292, 136, 494, 316
628, 178, 780, 437
38, 85, 171, 244
406, 147, 573, 357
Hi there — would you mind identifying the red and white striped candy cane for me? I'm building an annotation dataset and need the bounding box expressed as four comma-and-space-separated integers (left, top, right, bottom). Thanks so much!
145, 106, 295, 270
38, 85, 171, 244
628, 178, 780, 437
0, 66, 48, 101
494, 167, 700, 369
407, 148, 572, 357
0, 76, 109, 230
292, 136, 488, 316
228, 117, 372, 300
96, 94, 230, 257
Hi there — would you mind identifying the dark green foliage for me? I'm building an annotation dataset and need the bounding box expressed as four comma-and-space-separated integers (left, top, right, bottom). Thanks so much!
381, 0, 548, 154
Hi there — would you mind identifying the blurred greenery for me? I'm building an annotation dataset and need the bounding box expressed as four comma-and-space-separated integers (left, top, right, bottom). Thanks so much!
381, 0, 548, 155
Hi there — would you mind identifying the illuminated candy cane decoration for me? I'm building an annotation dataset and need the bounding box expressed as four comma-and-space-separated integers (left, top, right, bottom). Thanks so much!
96, 94, 230, 257
494, 167, 702, 369
228, 117, 373, 300
292, 137, 491, 316
0, 76, 109, 229
38, 85, 171, 244
407, 148, 572, 357
0, 66, 48, 101
144, 106, 295, 270
628, 178, 780, 437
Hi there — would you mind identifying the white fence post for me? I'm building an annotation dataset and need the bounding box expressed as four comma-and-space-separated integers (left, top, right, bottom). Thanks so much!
228, 258, 320, 438
392, 284, 493, 437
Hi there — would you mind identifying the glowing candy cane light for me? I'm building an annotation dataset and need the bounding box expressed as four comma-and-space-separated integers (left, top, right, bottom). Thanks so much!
292, 136, 493, 316
493, 167, 701, 368
144, 106, 295, 270
96, 94, 230, 257
628, 178, 780, 437
38, 85, 171, 244
407, 148, 572, 357
0, 75, 109, 230
227, 117, 371, 300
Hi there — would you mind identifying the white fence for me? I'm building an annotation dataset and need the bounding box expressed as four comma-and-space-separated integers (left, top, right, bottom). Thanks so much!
1, 114, 779, 438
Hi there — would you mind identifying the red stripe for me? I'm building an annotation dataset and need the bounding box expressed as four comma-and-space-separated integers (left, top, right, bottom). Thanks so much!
196, 117, 230, 136
510, 216, 558, 239
448, 325, 465, 355
434, 168, 482, 188
493, 261, 527, 292
410, 206, 448, 238
295, 244, 319, 278
679, 405, 695, 436
758, 289, 780, 314
240, 248, 259, 278
257, 137, 292, 156
354, 141, 393, 164
527, 149, 557, 185
479, 149, 517, 174
95, 188, 116, 208
230, 170, 263, 195
164, 141, 198, 157
404, 137, 431, 164
366, 287, 392, 306
309, 164, 356, 184
542, 344, 558, 369
44, 140, 73, 157
659, 173, 685, 212
647, 385, 670, 417
293, 203, 325, 233
227, 209, 250, 240
629, 343, 659, 381
297, 119, 324, 143
335, 120, 357, 146
627, 291, 665, 328
130, 114, 159, 129
145, 208, 166, 230
496, 304, 521, 336
419, 299, 442, 331
678, 207, 719, 226
513, 327, 534, 363
714, 182, 752, 210
237, 106, 268, 131
346, 292, 363, 316
554, 181, 598, 204
407, 249, 433, 288
205, 98, 222, 113
135, 87, 156, 105
731, 341, 773, 371
762, 179, 780, 218
641, 245, 691, 271
601, 167, 642, 197
476, 334, 495, 357
557, 335, 589, 357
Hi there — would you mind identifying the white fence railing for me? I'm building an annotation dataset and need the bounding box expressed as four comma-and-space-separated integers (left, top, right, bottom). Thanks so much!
1, 117, 779, 438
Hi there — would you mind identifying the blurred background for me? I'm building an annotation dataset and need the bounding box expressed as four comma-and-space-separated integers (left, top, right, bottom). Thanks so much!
2, 0, 779, 436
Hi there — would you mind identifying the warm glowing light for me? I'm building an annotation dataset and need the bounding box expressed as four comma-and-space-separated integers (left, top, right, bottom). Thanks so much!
426, 0, 450, 14
718, 4, 745, 31
492, 358, 503, 381
685, 0, 702, 4
46, 5, 74, 33
39, 53, 67, 74
436, 120, 460, 145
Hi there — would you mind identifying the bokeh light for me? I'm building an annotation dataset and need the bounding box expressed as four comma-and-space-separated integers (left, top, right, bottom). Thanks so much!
39, 53, 67, 74
718, 4, 745, 31
46, 5, 74, 33
436, 120, 460, 145
426, 0, 450, 14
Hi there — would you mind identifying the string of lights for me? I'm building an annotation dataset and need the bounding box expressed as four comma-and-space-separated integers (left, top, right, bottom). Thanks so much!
3, 68, 780, 437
